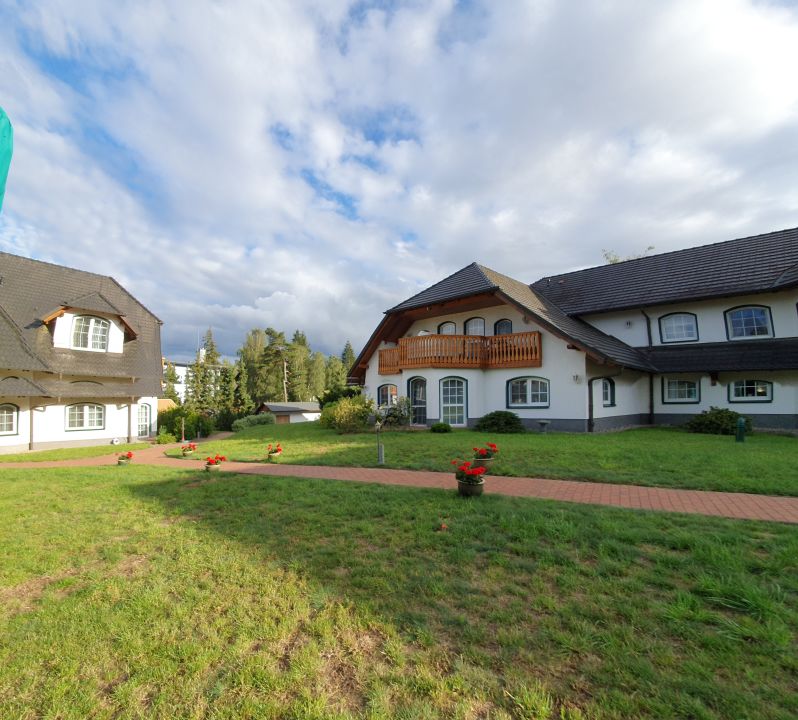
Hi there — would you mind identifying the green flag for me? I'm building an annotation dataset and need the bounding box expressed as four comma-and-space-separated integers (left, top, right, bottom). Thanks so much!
0, 107, 13, 212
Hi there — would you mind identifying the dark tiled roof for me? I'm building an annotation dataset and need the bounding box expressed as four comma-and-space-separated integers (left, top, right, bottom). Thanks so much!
478, 266, 654, 371
0, 305, 50, 372
40, 378, 155, 398
389, 263, 498, 312
0, 252, 163, 396
0, 375, 49, 396
532, 227, 798, 315
642, 338, 798, 373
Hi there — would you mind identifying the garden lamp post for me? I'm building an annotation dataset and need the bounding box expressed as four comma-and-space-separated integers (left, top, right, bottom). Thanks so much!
375, 419, 384, 465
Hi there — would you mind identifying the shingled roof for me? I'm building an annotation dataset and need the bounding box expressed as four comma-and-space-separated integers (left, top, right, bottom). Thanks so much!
642, 338, 798, 373
532, 226, 798, 315
388, 263, 498, 312
0, 252, 163, 396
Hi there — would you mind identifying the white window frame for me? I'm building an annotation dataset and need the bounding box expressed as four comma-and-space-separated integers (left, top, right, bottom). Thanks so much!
464, 317, 485, 336
659, 313, 698, 343
507, 377, 550, 408
66, 403, 105, 431
72, 315, 111, 352
0, 403, 18, 435
137, 404, 151, 436
377, 384, 398, 407
602, 379, 615, 407
724, 306, 773, 340
440, 377, 467, 426
662, 378, 700, 404
729, 380, 772, 403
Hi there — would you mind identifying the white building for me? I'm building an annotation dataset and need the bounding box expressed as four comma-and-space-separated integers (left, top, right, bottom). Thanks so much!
0, 253, 163, 453
351, 227, 798, 431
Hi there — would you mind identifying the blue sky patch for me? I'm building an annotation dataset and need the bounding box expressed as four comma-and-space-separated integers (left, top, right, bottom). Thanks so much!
301, 168, 359, 219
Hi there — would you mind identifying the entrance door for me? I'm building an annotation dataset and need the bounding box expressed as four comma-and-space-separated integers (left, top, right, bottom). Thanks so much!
137, 404, 151, 437
409, 377, 427, 425
440, 377, 466, 426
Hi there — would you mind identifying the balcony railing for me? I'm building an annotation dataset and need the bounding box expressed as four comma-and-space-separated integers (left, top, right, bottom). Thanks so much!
378, 332, 541, 374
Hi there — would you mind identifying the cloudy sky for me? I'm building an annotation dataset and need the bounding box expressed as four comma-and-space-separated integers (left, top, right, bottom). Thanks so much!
1, 0, 797, 360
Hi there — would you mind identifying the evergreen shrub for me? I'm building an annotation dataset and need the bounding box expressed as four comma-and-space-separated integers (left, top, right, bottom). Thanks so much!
157, 407, 215, 440
474, 410, 526, 434
318, 385, 361, 409
378, 397, 411, 426
155, 431, 177, 444
685, 407, 752, 435
319, 395, 374, 433
430, 422, 452, 433
231, 413, 276, 432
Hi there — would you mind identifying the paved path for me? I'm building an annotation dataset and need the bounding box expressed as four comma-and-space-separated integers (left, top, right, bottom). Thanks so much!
4, 442, 798, 524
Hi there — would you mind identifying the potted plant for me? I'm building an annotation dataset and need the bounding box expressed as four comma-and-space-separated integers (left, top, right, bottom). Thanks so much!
452, 459, 487, 497
266, 443, 283, 462
204, 454, 227, 471
470, 442, 499, 471
117, 451, 133, 466
181, 442, 197, 456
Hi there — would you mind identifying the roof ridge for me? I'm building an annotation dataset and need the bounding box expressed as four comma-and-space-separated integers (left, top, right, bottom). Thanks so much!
535, 225, 798, 282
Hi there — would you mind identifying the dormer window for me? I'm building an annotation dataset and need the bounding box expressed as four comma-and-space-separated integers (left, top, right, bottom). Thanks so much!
659, 313, 698, 343
725, 306, 773, 340
72, 316, 111, 351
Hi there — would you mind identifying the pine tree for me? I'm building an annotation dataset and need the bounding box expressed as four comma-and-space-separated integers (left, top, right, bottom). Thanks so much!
307, 351, 327, 400
234, 359, 255, 414
341, 341, 356, 375
287, 330, 310, 400
163, 362, 181, 404
238, 329, 269, 403
202, 327, 221, 366
261, 329, 289, 401
325, 355, 346, 390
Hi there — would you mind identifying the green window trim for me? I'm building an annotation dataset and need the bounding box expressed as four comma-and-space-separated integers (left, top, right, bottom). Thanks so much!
0, 402, 19, 436
661, 378, 701, 404
727, 379, 773, 403
439, 376, 467, 426
506, 376, 550, 409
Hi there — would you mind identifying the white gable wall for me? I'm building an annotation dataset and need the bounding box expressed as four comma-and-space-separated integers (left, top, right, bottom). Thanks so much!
53, 311, 126, 353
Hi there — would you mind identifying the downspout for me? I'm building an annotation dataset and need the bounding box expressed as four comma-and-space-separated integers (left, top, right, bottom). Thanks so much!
587, 377, 597, 433
640, 308, 655, 425
28, 398, 35, 451
127, 400, 134, 443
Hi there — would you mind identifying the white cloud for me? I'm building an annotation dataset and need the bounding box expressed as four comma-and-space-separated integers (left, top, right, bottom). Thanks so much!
1, 0, 798, 360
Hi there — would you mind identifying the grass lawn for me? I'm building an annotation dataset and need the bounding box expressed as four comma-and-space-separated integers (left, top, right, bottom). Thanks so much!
0, 442, 147, 463
1, 466, 796, 719
167, 422, 798, 496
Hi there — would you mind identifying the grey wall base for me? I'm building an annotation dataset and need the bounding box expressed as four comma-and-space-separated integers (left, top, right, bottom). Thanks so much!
591, 414, 650, 432
653, 413, 798, 430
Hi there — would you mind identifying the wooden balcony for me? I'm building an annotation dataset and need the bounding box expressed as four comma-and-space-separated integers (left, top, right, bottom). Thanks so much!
378, 332, 542, 374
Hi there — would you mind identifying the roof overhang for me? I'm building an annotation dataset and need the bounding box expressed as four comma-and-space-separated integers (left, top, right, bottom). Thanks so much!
40, 306, 138, 339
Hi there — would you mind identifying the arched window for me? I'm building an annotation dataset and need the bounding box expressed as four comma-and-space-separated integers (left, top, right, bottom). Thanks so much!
72, 316, 111, 351
724, 306, 773, 339
464, 317, 485, 335
377, 384, 398, 407
137, 404, 151, 436
66, 403, 105, 430
494, 319, 513, 335
658, 313, 698, 343
507, 377, 550, 408
602, 379, 615, 407
437, 321, 456, 335
440, 377, 467, 426
408, 377, 427, 425
0, 403, 18, 435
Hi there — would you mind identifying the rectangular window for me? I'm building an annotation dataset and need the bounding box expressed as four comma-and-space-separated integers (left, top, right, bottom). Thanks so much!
729, 380, 772, 402
0, 405, 17, 435
663, 379, 699, 404
67, 404, 105, 430
440, 378, 466, 425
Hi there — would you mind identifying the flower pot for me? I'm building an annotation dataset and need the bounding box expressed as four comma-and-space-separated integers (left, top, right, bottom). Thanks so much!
457, 479, 484, 497
117, 458, 130, 466
471, 457, 494, 471
205, 463, 220, 472
182, 450, 193, 456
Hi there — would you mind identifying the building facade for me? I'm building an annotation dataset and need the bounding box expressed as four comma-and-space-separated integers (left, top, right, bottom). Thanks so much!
0, 252, 163, 453
351, 228, 798, 431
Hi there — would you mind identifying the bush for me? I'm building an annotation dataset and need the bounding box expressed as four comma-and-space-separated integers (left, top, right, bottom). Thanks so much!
231, 413, 276, 432
319, 395, 374, 433
685, 407, 752, 435
430, 422, 452, 433
215, 408, 243, 432
157, 407, 215, 440
474, 410, 526, 434
378, 397, 411, 427
155, 431, 177, 444
318, 385, 361, 409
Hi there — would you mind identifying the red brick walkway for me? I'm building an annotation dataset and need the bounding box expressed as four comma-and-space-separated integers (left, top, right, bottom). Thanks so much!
4, 443, 798, 524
